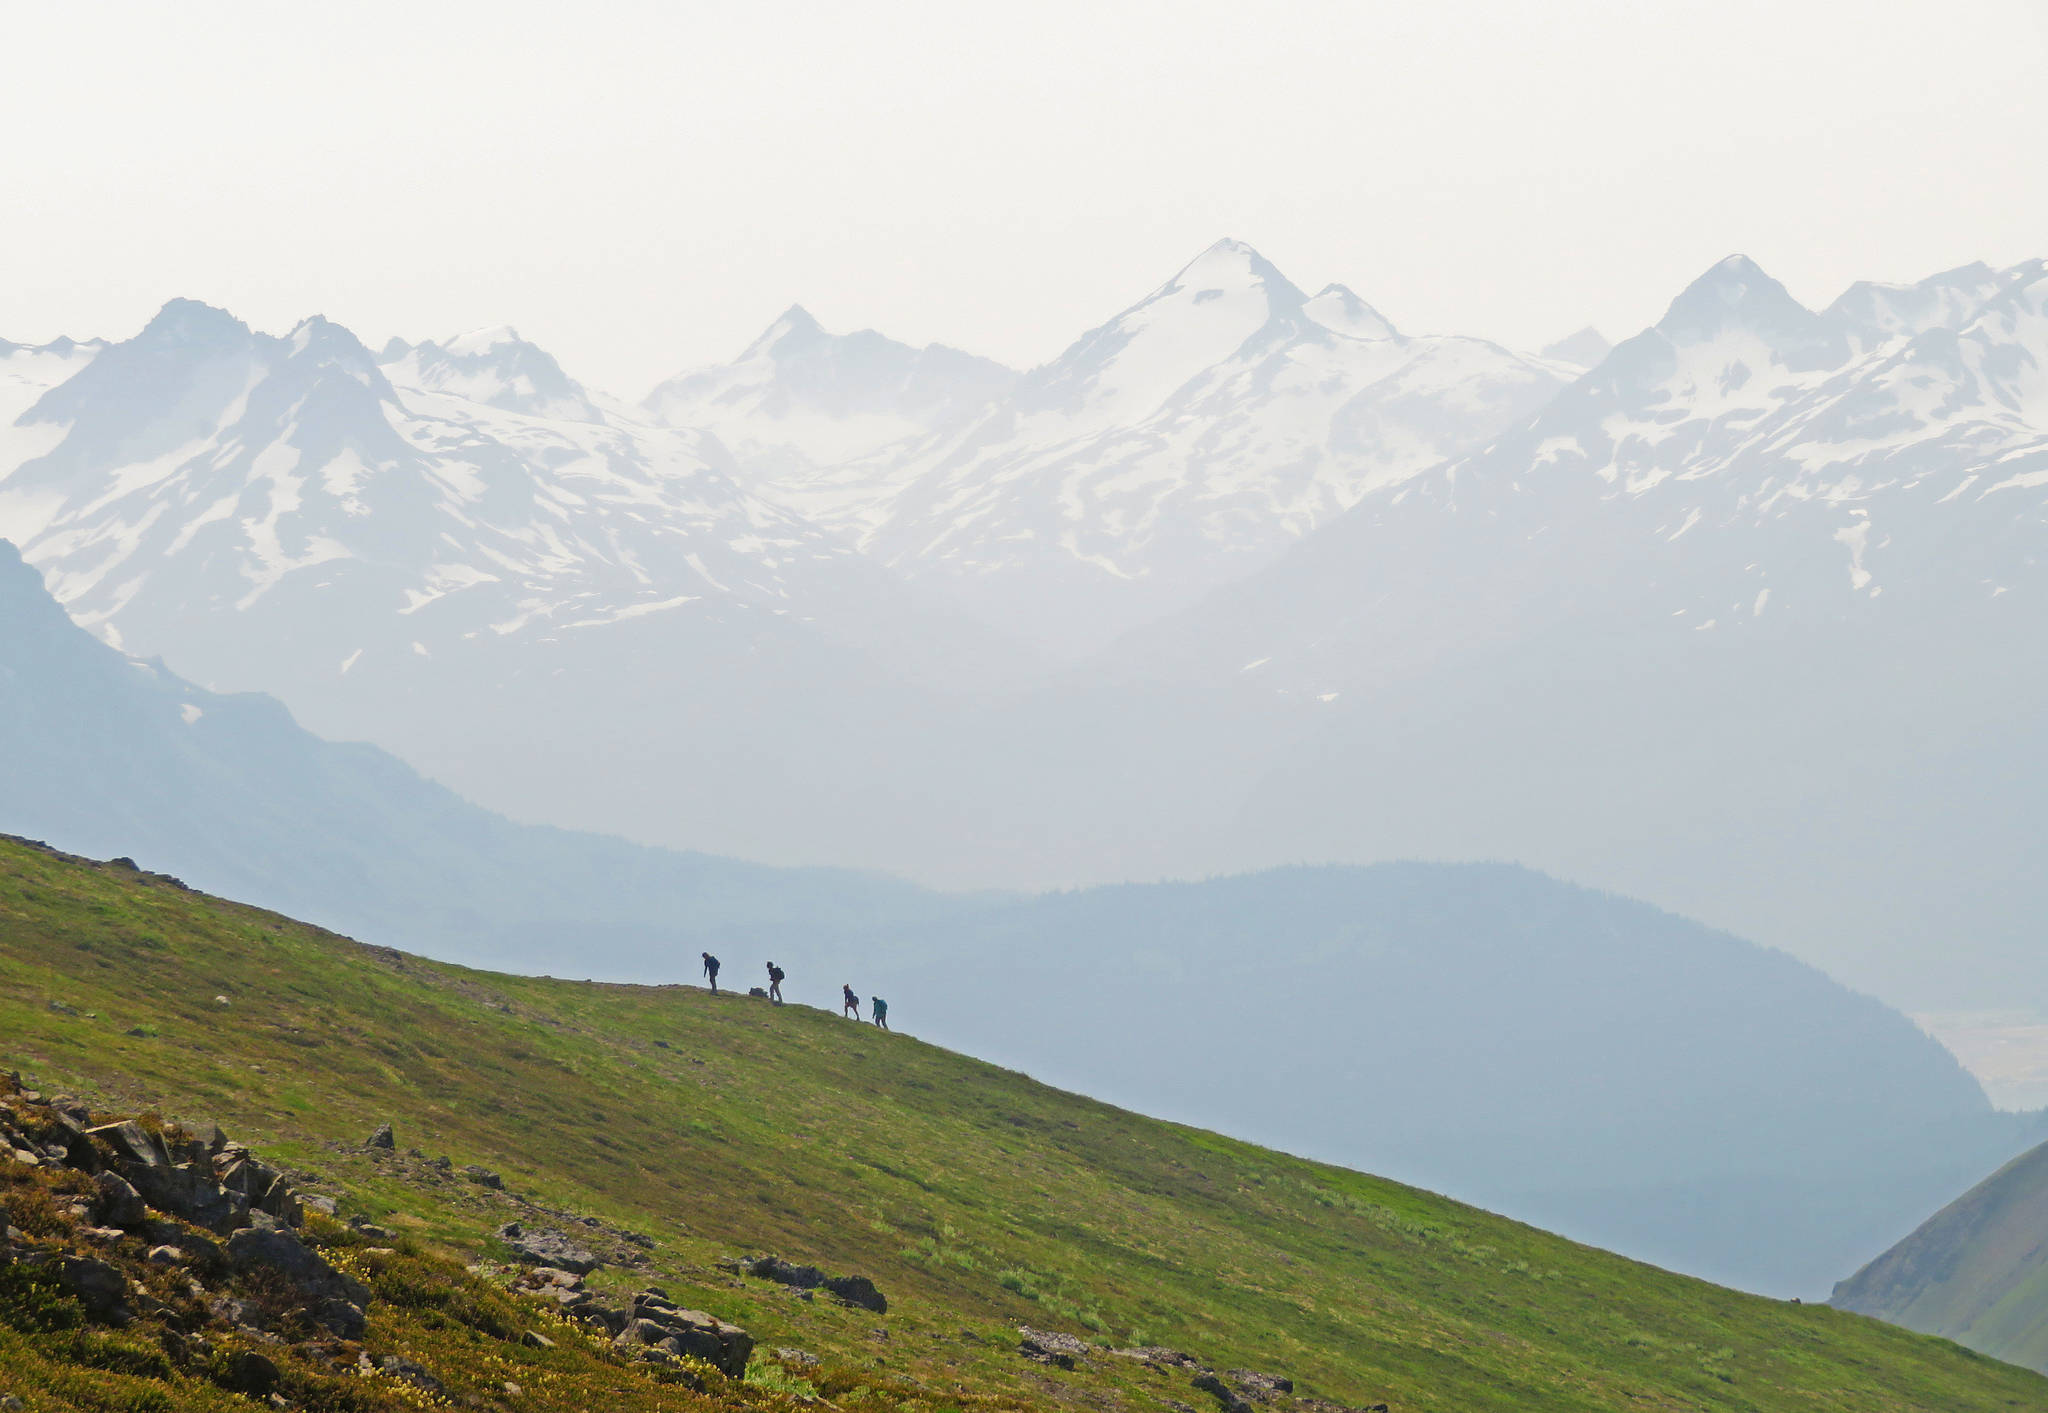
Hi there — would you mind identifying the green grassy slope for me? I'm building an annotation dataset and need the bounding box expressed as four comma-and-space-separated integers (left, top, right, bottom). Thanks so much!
1832, 1137, 2048, 1373
3, 836, 2044, 1412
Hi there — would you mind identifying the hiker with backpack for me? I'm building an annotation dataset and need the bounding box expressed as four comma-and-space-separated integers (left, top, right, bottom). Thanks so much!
702, 951, 721, 994
842, 984, 861, 1019
766, 961, 785, 1004
871, 996, 889, 1030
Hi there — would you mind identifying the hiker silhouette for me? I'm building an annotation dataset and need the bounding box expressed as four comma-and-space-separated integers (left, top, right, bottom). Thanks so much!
842, 984, 861, 1019
766, 962, 785, 1004
871, 996, 889, 1030
702, 951, 721, 994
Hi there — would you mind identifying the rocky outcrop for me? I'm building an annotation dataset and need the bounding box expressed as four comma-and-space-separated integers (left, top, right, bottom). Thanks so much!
225, 1226, 370, 1337
509, 1267, 752, 1377
740, 1253, 888, 1313
2, 1082, 368, 1345
616, 1289, 754, 1377
498, 1221, 601, 1274
1021, 1326, 1091, 1369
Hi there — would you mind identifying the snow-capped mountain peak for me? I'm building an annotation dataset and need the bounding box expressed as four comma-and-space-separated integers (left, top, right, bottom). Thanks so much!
1540, 327, 1612, 369
1826, 262, 2005, 350
1014, 238, 1309, 429
642, 306, 1016, 474
379, 324, 602, 423
740, 303, 828, 358
1656, 254, 1832, 355
1304, 283, 1398, 342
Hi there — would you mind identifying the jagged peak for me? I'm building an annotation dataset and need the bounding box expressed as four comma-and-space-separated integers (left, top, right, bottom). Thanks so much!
1657, 254, 1823, 348
134, 298, 253, 351
738, 304, 828, 360
1163, 238, 1302, 305
1541, 327, 1612, 368
1304, 284, 1397, 341
440, 324, 529, 358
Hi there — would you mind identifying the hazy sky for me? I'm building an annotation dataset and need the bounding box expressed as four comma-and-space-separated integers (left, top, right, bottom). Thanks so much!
4, 0, 2044, 397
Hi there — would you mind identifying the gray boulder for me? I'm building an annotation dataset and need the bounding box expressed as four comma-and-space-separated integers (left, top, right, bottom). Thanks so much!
499, 1221, 600, 1274
225, 1226, 369, 1307
380, 1356, 444, 1395
615, 1296, 753, 1377
57, 1255, 130, 1322
1020, 1326, 1091, 1370
1194, 1372, 1255, 1413
824, 1273, 886, 1313
310, 1296, 368, 1340
366, 1123, 395, 1150
94, 1172, 145, 1227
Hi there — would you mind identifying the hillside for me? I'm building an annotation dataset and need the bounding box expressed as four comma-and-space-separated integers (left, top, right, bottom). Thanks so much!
855, 867, 2042, 1298
4, 838, 2046, 1411
1832, 1138, 2048, 1374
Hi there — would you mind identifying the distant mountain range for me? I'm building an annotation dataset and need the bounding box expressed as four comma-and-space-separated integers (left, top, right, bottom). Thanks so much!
5, 537, 2042, 1297
5, 245, 2048, 1016
644, 240, 1582, 650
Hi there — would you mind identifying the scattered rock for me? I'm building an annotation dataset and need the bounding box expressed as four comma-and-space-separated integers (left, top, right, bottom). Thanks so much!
381, 1356, 445, 1395
826, 1273, 887, 1313
616, 1292, 754, 1377
1194, 1372, 1256, 1413
309, 1295, 367, 1340
1114, 1347, 1204, 1369
2, 1395, 24, 1410
499, 1221, 601, 1274
147, 1244, 186, 1265
225, 1227, 370, 1309
94, 1171, 146, 1227
210, 1296, 265, 1328
217, 1351, 279, 1396
748, 1255, 824, 1288
57, 1256, 130, 1322
365, 1122, 394, 1150
521, 1329, 556, 1350
746, 1254, 887, 1312
776, 1347, 821, 1368
1227, 1370, 1295, 1400
1020, 1326, 1091, 1369
461, 1164, 503, 1189
47, 999, 80, 1016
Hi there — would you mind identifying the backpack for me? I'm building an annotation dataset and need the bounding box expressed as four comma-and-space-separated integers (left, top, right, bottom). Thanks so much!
769, 966, 785, 984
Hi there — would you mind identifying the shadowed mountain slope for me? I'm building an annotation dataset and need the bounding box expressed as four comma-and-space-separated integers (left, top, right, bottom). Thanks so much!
0, 536, 967, 972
